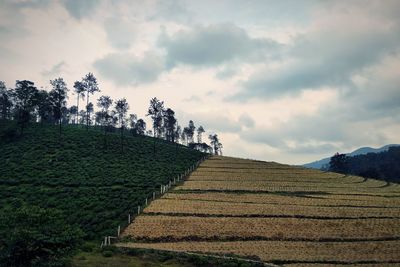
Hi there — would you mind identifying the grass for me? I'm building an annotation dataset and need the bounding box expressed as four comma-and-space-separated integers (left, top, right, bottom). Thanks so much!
0, 119, 205, 240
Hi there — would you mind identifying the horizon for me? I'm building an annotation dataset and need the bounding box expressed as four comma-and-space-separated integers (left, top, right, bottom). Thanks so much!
1, 0, 399, 165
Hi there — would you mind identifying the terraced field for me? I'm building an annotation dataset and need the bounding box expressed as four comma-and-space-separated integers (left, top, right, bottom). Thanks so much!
117, 156, 400, 266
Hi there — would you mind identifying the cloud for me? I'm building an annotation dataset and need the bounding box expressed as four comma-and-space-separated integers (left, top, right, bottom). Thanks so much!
179, 111, 242, 134
183, 95, 202, 103
61, 0, 101, 20
104, 17, 136, 49
229, 1, 400, 101
41, 61, 66, 77
158, 23, 280, 68
93, 52, 164, 86
238, 113, 255, 128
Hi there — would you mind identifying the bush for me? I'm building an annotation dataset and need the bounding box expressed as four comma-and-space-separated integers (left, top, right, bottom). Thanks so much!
102, 250, 113, 257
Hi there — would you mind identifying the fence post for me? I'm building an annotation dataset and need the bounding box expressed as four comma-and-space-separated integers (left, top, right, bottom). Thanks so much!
128, 213, 131, 224
108, 236, 111, 245
104, 236, 107, 246
137, 206, 140, 215
153, 191, 155, 200
145, 198, 148, 206
117, 225, 121, 237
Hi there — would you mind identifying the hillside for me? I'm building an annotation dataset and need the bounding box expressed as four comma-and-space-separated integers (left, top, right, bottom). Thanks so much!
303, 144, 400, 169
117, 156, 400, 265
0, 120, 205, 240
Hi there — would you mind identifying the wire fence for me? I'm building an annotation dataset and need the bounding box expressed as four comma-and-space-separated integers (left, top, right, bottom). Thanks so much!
101, 155, 209, 247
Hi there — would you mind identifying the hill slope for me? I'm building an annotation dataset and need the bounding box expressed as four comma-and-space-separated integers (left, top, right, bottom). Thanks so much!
0, 120, 205, 239
303, 144, 400, 169
118, 156, 400, 265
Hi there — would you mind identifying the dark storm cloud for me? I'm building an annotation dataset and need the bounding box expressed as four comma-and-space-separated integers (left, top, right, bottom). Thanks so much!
93, 52, 164, 86
158, 24, 281, 68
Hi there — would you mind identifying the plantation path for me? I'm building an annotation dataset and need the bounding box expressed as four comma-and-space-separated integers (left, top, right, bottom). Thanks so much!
117, 156, 400, 266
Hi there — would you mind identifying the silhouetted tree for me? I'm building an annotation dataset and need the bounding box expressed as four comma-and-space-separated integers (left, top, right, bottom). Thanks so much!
97, 95, 113, 146
49, 78, 68, 136
82, 73, 100, 130
197, 125, 205, 143
69, 105, 78, 124
147, 97, 164, 153
135, 119, 146, 135
115, 98, 129, 152
86, 102, 94, 126
182, 127, 190, 145
13, 80, 38, 135
187, 120, 196, 144
0, 81, 13, 119
164, 108, 177, 142
128, 113, 137, 135
209, 134, 222, 155
73, 81, 85, 124
329, 153, 349, 173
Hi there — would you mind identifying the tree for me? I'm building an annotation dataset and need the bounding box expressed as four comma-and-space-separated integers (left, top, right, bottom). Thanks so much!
0, 81, 13, 119
135, 119, 146, 135
86, 102, 94, 126
69, 105, 78, 124
115, 98, 129, 152
49, 78, 68, 136
12, 80, 38, 135
187, 120, 196, 144
35, 90, 53, 124
0, 205, 83, 267
73, 81, 85, 124
329, 153, 349, 173
128, 113, 138, 135
82, 73, 100, 130
164, 108, 177, 142
209, 134, 222, 155
97, 95, 113, 146
147, 97, 164, 153
197, 125, 205, 143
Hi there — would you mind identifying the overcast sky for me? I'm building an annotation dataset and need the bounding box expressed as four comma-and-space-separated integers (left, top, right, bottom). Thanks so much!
1, 0, 399, 164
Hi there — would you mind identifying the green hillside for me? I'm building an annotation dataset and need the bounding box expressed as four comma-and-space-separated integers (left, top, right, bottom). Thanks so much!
0, 120, 205, 240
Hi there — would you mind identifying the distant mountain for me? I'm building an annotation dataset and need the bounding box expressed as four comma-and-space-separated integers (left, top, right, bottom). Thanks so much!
303, 144, 400, 169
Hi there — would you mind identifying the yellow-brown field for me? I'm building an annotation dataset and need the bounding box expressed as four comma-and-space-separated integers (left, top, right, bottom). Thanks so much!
118, 156, 400, 265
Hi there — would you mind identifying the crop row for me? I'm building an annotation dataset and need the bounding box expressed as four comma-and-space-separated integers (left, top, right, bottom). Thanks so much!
122, 215, 400, 241
143, 198, 400, 218
174, 181, 397, 193
163, 192, 400, 207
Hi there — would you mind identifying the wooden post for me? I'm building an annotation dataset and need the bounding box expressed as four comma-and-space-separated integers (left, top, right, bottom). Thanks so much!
137, 206, 140, 215
118, 225, 121, 237
153, 191, 155, 200
108, 236, 111, 245
101, 241, 104, 248
160, 185, 163, 193
145, 198, 148, 206
128, 213, 131, 224
104, 236, 107, 246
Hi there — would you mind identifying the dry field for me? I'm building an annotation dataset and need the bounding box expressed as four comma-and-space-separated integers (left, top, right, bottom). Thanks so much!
118, 156, 400, 266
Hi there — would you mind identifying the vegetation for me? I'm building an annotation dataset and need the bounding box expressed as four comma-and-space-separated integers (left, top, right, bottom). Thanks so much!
329, 147, 400, 182
0, 120, 205, 265
0, 76, 222, 155
118, 156, 400, 265
0, 204, 83, 266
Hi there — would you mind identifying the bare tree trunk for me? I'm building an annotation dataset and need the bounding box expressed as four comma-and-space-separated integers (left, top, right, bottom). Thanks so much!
86, 93, 89, 131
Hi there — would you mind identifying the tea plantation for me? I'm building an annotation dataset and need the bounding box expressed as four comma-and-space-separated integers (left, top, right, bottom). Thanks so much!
0, 120, 205, 240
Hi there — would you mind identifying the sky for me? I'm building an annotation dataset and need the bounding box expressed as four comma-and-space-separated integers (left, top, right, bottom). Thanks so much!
0, 0, 399, 165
